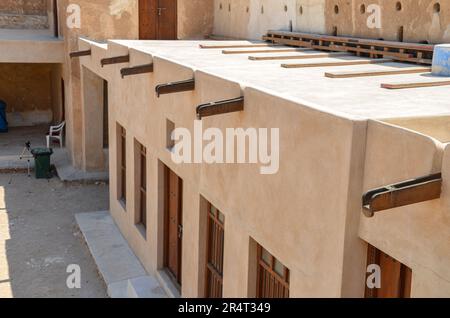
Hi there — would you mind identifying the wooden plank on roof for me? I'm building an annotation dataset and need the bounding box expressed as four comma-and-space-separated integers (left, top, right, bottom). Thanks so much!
381, 80, 450, 89
325, 67, 431, 78
282, 58, 393, 68
249, 52, 350, 61
200, 43, 281, 49
222, 48, 312, 54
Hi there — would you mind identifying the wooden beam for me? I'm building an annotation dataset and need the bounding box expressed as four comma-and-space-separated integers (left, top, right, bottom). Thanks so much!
197, 97, 244, 119
249, 52, 349, 61
328, 44, 414, 59
222, 48, 312, 55
101, 55, 130, 67
381, 80, 450, 89
200, 43, 281, 49
155, 79, 195, 97
362, 173, 442, 217
325, 67, 431, 78
120, 63, 154, 78
69, 50, 91, 58
282, 58, 393, 68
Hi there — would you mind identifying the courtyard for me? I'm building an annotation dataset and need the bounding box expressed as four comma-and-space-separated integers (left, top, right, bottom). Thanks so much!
0, 173, 109, 298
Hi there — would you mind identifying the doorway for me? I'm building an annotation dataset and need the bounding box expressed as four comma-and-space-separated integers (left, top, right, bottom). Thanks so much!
164, 166, 183, 287
139, 0, 177, 40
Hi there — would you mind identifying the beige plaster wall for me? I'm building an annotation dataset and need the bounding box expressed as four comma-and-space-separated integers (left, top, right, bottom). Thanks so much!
360, 120, 450, 297
213, 0, 450, 43
79, 38, 375, 298
384, 116, 450, 144
326, 0, 450, 43
178, 0, 214, 39
78, 38, 450, 298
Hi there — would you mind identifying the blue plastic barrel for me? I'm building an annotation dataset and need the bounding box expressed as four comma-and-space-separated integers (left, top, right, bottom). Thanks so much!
0, 100, 7, 133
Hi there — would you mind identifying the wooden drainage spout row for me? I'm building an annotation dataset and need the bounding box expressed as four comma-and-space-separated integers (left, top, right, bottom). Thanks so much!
101, 55, 130, 67
155, 79, 195, 97
362, 173, 442, 218
69, 49, 91, 58
70, 48, 244, 119
196, 97, 244, 120
120, 63, 154, 78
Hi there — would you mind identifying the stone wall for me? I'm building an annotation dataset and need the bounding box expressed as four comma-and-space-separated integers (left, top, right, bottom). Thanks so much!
0, 0, 49, 29
0, 0, 47, 15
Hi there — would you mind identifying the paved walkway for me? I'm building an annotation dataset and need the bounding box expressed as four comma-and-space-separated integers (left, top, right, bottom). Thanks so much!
76, 211, 167, 298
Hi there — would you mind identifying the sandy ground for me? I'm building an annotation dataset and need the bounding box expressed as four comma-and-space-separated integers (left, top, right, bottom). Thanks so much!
0, 172, 109, 298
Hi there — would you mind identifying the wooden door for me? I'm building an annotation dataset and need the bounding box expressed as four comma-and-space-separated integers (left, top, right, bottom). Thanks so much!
139, 0, 177, 40
165, 168, 183, 285
157, 0, 177, 40
366, 245, 412, 298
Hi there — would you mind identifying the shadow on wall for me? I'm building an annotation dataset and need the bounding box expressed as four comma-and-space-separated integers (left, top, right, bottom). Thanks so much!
0, 63, 62, 128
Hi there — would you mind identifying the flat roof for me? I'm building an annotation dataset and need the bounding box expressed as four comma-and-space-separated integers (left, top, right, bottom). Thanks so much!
110, 40, 450, 120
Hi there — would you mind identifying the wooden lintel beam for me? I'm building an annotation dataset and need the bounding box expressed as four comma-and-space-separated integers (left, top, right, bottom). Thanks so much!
325, 67, 431, 78
155, 79, 195, 97
282, 58, 392, 68
120, 63, 154, 78
196, 97, 244, 119
362, 173, 442, 217
69, 49, 91, 58
101, 55, 130, 67
381, 80, 450, 89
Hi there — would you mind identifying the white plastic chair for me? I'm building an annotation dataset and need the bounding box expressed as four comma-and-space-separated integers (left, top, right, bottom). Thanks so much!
46, 121, 65, 148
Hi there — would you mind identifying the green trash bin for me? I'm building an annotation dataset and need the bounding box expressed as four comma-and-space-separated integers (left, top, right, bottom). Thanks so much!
31, 148, 53, 179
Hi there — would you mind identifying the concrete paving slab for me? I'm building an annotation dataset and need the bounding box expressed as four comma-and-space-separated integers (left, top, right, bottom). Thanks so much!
127, 276, 167, 298
76, 211, 167, 298
76, 211, 146, 285
107, 280, 129, 298
53, 149, 109, 182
